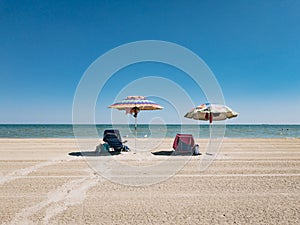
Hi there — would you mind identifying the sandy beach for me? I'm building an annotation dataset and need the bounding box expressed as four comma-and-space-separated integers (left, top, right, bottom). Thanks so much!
1, 138, 300, 224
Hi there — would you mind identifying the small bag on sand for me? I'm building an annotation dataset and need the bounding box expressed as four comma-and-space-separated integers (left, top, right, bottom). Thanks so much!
193, 144, 200, 155
96, 143, 103, 153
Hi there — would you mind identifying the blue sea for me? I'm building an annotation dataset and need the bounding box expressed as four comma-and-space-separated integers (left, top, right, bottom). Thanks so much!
0, 124, 299, 139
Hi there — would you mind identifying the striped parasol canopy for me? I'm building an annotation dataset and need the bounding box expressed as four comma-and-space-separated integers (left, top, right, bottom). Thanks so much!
184, 103, 238, 123
109, 96, 163, 116
108, 96, 163, 131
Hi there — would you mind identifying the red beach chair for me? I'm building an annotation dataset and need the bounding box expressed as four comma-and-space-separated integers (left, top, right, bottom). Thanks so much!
172, 134, 195, 155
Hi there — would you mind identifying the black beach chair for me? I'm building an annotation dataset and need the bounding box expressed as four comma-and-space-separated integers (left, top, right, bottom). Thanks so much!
103, 129, 129, 152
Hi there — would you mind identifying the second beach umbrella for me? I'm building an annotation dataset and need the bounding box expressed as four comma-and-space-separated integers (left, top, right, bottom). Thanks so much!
184, 102, 238, 139
184, 103, 238, 124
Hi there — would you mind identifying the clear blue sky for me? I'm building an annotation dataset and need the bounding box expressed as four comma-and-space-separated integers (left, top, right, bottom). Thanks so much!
1, 0, 299, 124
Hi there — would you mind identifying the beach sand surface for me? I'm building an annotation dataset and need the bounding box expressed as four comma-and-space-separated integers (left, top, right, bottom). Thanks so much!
1, 138, 300, 224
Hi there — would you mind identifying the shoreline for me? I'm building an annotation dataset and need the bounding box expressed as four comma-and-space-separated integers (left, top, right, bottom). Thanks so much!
0, 137, 299, 140
1, 124, 299, 139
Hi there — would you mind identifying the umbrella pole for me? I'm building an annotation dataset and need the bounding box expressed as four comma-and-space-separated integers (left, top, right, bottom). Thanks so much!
209, 112, 212, 139
134, 116, 137, 153
208, 112, 212, 154
206, 122, 212, 155
209, 123, 212, 139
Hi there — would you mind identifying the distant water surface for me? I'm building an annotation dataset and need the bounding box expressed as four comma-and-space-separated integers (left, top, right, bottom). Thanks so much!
0, 124, 299, 139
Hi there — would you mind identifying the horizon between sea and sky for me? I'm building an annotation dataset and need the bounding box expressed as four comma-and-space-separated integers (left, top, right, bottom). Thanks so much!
1, 1, 300, 125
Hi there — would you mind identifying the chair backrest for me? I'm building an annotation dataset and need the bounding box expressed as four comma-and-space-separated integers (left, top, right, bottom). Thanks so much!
103, 129, 122, 142
103, 130, 123, 151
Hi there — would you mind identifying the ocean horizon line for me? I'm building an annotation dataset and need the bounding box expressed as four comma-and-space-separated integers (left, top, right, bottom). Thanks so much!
0, 123, 299, 126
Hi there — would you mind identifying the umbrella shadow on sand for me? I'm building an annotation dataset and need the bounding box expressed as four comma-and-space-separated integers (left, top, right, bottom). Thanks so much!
68, 150, 121, 157
151, 150, 174, 156
151, 150, 201, 156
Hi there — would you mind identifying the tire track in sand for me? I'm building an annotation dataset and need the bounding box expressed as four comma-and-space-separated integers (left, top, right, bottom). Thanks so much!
0, 156, 76, 186
8, 170, 100, 225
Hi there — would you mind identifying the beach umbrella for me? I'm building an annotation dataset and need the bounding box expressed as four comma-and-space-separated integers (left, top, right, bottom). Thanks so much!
184, 103, 238, 123
184, 102, 238, 155
108, 96, 163, 132
184, 103, 238, 140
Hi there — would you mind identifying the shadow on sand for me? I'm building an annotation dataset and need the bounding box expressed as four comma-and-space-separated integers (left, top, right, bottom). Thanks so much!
151, 150, 174, 156
68, 150, 121, 157
151, 150, 202, 156
69, 150, 202, 157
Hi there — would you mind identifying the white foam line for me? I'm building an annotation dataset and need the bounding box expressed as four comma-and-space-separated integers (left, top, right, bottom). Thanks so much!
0, 156, 76, 186
9, 172, 100, 225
